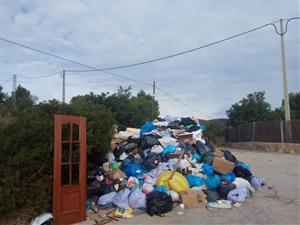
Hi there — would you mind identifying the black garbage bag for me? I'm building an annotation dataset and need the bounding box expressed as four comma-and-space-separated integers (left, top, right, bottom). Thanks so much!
146, 191, 173, 216
194, 141, 211, 155
217, 180, 236, 199
87, 180, 106, 198
233, 165, 253, 180
141, 135, 161, 150
202, 151, 215, 164
203, 189, 221, 202
142, 153, 160, 170
167, 120, 181, 129
180, 117, 197, 126
185, 125, 199, 132
222, 149, 237, 163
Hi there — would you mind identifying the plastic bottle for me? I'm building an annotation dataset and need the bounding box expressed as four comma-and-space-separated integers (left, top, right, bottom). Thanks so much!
174, 203, 186, 215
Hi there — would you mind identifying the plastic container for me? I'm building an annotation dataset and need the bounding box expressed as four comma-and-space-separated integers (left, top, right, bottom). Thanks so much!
174, 204, 186, 215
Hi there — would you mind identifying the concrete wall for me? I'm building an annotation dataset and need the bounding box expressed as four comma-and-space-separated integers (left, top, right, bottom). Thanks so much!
226, 142, 300, 154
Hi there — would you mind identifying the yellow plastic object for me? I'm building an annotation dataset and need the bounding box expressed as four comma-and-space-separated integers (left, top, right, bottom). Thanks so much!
156, 170, 190, 193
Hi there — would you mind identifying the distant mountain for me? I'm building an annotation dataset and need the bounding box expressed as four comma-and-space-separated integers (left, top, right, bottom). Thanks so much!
208, 118, 228, 124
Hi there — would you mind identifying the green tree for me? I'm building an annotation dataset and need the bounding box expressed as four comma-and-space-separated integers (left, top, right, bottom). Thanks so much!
271, 92, 300, 120
226, 91, 273, 126
128, 90, 159, 127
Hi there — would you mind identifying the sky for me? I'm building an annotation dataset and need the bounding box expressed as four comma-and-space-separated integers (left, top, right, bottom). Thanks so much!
0, 0, 299, 120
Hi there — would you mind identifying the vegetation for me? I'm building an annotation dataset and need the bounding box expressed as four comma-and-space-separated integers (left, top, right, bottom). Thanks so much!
0, 85, 159, 220
226, 91, 300, 126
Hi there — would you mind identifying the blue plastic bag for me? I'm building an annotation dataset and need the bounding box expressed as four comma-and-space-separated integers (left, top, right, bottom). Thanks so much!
237, 163, 250, 171
124, 163, 146, 178
199, 124, 206, 132
186, 175, 204, 188
129, 189, 146, 209
154, 186, 168, 193
205, 174, 221, 190
202, 163, 214, 175
222, 172, 236, 182
192, 153, 201, 162
161, 145, 177, 157
140, 121, 155, 136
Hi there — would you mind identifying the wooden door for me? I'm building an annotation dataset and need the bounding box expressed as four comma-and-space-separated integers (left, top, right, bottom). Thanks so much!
53, 115, 86, 225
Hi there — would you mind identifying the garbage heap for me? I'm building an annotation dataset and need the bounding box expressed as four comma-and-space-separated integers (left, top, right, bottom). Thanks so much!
88, 116, 265, 218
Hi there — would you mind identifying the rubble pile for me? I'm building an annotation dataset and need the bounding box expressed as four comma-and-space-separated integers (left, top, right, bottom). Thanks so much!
87, 116, 265, 219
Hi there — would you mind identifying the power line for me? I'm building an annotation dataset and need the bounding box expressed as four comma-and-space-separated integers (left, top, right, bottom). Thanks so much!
18, 70, 61, 79
0, 18, 298, 74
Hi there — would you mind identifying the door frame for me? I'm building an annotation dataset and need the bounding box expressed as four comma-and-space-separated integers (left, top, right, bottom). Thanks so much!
53, 115, 87, 225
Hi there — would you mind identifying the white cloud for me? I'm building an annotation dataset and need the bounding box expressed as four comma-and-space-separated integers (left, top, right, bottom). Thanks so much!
0, 0, 299, 119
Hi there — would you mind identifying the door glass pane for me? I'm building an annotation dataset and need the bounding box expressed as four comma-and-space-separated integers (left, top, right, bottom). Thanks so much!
61, 165, 69, 185
72, 164, 79, 184
73, 123, 79, 141
62, 143, 70, 163
72, 143, 80, 163
62, 123, 71, 141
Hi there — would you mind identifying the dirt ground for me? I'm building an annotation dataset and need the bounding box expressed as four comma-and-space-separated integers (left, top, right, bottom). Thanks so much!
76, 148, 300, 225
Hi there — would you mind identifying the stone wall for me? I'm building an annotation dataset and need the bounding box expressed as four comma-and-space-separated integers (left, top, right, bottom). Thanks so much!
226, 142, 300, 154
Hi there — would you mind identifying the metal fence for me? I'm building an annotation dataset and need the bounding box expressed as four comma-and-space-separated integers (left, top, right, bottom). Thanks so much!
225, 120, 300, 143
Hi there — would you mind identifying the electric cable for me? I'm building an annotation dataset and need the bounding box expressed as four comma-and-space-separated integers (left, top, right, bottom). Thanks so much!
0, 18, 298, 73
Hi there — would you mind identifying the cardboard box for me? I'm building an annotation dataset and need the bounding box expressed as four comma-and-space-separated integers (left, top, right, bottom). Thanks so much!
212, 157, 235, 174
179, 190, 207, 208
214, 148, 224, 158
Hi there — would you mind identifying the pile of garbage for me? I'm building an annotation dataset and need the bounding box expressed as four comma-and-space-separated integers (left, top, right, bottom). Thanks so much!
88, 116, 265, 218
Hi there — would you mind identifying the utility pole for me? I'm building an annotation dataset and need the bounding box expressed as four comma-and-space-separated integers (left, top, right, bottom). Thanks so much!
280, 18, 291, 121
152, 80, 156, 120
280, 18, 292, 142
12, 74, 17, 104
12, 74, 17, 93
62, 70, 65, 103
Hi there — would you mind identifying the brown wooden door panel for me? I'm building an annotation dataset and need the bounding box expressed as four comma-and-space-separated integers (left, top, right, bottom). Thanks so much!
53, 115, 86, 225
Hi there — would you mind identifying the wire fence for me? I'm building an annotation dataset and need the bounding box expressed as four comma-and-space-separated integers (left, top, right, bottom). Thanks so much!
225, 120, 300, 143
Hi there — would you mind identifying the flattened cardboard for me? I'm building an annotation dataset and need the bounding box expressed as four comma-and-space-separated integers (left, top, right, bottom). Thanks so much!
212, 157, 235, 174
214, 148, 224, 158
179, 190, 207, 208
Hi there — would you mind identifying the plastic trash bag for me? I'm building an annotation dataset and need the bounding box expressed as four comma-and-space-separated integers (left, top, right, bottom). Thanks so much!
233, 166, 253, 180
186, 175, 204, 188
154, 185, 168, 193
250, 176, 265, 191
161, 145, 177, 157
217, 180, 236, 199
203, 189, 221, 202
124, 163, 145, 178
98, 191, 117, 206
156, 170, 190, 193
169, 190, 180, 202
30, 213, 53, 225
151, 145, 164, 154
127, 176, 139, 190
192, 153, 201, 162
233, 178, 255, 193
140, 121, 155, 136
222, 172, 236, 182
205, 174, 221, 190
113, 188, 131, 209
142, 153, 160, 170
146, 191, 173, 216
202, 163, 214, 175
227, 187, 248, 203
222, 149, 237, 163
129, 189, 146, 209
